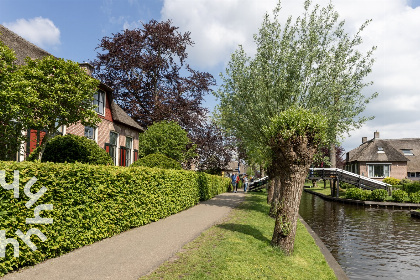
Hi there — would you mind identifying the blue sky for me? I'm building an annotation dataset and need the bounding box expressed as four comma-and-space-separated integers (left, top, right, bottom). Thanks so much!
1, 0, 420, 152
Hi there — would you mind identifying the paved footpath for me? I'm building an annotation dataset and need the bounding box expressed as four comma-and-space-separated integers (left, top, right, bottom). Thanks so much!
3, 191, 246, 280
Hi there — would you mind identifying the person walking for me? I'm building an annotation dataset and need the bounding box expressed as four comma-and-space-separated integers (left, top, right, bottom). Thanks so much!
243, 174, 249, 192
231, 173, 237, 193
235, 174, 240, 193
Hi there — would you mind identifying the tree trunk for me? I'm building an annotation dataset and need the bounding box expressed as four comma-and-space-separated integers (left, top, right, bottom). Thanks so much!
269, 176, 280, 218
329, 141, 336, 168
267, 178, 274, 204
269, 135, 317, 255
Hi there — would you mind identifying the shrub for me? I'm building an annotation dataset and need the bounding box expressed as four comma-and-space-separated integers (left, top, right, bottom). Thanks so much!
383, 177, 401, 186
29, 134, 113, 165
345, 187, 371, 200
340, 182, 353, 189
409, 191, 420, 203
370, 189, 388, 202
345, 187, 361, 200
131, 153, 182, 170
392, 189, 408, 203
401, 181, 420, 194
0, 161, 230, 276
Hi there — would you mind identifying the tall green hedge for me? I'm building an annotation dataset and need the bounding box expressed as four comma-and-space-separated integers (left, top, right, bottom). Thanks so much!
0, 161, 230, 276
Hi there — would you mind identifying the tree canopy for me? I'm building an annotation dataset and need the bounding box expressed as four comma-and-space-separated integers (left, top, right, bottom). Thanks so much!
215, 0, 377, 254
92, 19, 215, 134
0, 39, 23, 160
138, 120, 196, 164
18, 56, 101, 159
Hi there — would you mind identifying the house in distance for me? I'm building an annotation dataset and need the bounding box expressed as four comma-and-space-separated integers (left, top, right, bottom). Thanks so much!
345, 131, 420, 181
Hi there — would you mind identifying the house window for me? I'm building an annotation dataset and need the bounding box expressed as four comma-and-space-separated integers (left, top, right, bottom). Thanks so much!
368, 164, 390, 178
105, 131, 118, 165
377, 147, 385, 154
408, 172, 416, 178
402, 149, 414, 156
126, 137, 132, 166
93, 90, 105, 115
84, 126, 96, 140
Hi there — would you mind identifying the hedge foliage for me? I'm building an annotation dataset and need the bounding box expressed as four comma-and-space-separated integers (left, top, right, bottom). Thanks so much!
382, 177, 401, 186
131, 153, 182, 170
28, 134, 113, 165
0, 161, 230, 276
392, 189, 408, 203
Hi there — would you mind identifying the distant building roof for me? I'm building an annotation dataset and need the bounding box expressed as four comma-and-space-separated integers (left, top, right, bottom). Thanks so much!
0, 24, 52, 64
110, 101, 144, 132
347, 134, 420, 172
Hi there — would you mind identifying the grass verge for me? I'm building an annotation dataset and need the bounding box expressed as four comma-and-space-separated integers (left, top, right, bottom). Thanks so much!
139, 191, 336, 280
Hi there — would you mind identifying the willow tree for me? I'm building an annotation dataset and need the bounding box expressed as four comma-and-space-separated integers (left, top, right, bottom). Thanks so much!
214, 0, 377, 254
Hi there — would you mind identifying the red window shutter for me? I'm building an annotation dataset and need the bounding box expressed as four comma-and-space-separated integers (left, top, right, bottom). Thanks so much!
105, 143, 110, 153
29, 129, 38, 153
120, 146, 126, 166
134, 149, 138, 162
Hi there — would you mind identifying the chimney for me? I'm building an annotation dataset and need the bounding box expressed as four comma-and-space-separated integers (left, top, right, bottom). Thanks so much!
79, 62, 94, 76
362, 137, 367, 143
374, 131, 380, 139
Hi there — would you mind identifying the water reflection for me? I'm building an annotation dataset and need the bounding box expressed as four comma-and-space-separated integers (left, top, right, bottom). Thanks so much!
299, 191, 420, 280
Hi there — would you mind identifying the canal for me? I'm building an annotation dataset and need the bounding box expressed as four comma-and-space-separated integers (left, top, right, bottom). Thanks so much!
299, 191, 420, 280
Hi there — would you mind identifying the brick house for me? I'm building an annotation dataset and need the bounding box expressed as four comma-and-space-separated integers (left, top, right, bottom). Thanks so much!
1, 25, 144, 166
345, 131, 420, 180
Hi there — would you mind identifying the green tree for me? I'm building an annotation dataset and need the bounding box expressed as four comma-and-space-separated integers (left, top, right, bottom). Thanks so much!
215, 0, 376, 254
138, 120, 197, 164
0, 39, 25, 160
16, 56, 100, 160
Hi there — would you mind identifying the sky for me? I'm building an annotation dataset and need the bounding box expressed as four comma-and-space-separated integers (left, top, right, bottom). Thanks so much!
1, 0, 420, 154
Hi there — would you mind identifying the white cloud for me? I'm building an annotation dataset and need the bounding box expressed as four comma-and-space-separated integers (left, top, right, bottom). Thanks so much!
161, 0, 420, 154
3, 17, 61, 49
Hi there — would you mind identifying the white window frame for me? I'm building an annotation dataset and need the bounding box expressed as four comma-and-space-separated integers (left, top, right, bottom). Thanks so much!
84, 126, 97, 141
109, 131, 119, 166
125, 136, 133, 166
367, 163, 391, 178
402, 149, 414, 156
93, 90, 106, 116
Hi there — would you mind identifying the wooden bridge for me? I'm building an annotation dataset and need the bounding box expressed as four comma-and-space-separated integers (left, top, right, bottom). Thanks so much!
308, 168, 392, 197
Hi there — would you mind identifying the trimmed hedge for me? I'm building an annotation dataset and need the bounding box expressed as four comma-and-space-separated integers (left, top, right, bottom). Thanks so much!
392, 189, 408, 203
28, 134, 113, 165
0, 161, 230, 276
131, 153, 182, 170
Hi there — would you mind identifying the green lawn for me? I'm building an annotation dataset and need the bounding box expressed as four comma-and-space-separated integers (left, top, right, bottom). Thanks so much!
140, 192, 336, 280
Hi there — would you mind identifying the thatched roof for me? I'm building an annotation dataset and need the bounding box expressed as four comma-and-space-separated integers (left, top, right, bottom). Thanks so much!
0, 24, 52, 64
347, 137, 420, 172
110, 101, 144, 132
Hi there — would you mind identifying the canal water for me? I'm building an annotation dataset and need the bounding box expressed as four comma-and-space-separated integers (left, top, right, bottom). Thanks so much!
299, 191, 420, 280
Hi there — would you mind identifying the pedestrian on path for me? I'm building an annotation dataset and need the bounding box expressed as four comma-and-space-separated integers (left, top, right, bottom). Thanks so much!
243, 174, 249, 192
235, 174, 240, 193
231, 173, 237, 192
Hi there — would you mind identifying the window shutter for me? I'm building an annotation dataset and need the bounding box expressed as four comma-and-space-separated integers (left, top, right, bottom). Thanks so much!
134, 149, 138, 162
105, 143, 110, 154
120, 146, 126, 166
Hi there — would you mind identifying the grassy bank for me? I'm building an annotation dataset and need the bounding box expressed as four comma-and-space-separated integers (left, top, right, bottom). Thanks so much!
140, 192, 336, 280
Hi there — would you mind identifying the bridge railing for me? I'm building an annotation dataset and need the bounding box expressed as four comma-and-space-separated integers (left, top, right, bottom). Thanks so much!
308, 168, 391, 191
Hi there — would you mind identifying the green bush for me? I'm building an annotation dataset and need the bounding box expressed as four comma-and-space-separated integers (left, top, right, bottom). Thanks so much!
345, 187, 361, 200
392, 189, 408, 203
345, 187, 371, 200
29, 134, 113, 165
409, 191, 420, 203
0, 161, 230, 276
401, 181, 420, 194
131, 153, 182, 170
382, 177, 401, 186
340, 182, 353, 189
370, 189, 388, 202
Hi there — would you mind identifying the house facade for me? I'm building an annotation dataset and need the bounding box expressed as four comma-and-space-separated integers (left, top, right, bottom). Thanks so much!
345, 131, 420, 180
1, 25, 144, 166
